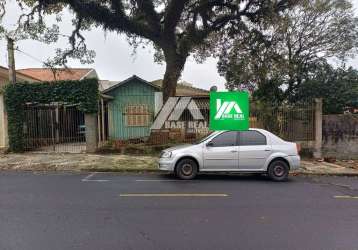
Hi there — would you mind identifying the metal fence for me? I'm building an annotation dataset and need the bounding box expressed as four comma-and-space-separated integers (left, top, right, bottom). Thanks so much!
23, 104, 86, 153
99, 97, 315, 148
250, 102, 316, 141
22, 98, 315, 152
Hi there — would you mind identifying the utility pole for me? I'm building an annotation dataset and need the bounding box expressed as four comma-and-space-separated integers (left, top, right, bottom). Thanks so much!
7, 36, 16, 84
2, 35, 16, 149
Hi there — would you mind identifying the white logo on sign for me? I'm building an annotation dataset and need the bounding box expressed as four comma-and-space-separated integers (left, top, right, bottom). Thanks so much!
215, 99, 244, 120
151, 97, 206, 131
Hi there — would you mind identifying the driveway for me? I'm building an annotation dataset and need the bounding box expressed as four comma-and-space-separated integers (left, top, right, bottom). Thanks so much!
1, 172, 358, 250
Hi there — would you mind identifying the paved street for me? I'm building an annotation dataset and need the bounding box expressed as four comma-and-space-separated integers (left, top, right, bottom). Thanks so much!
1, 172, 358, 250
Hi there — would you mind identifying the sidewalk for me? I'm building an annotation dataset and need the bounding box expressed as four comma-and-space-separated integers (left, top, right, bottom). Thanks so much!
0, 153, 357, 175
295, 160, 358, 176
0, 153, 158, 172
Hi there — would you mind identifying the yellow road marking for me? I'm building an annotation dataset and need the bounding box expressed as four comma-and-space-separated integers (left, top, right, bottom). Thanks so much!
135, 179, 184, 182
119, 193, 229, 197
334, 195, 358, 199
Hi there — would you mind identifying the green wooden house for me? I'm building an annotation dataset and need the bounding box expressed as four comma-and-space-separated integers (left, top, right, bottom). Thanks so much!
101, 75, 162, 141
100, 75, 209, 142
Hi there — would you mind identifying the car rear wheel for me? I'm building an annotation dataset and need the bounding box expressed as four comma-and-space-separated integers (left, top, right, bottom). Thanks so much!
268, 160, 289, 182
175, 158, 198, 180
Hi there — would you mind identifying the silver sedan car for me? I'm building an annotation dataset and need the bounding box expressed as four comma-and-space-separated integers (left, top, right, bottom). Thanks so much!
159, 129, 300, 181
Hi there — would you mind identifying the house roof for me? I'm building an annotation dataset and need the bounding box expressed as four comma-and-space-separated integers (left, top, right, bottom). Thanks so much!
151, 79, 209, 97
99, 80, 119, 92
17, 68, 95, 81
0, 66, 41, 82
101, 75, 161, 94
100, 76, 209, 97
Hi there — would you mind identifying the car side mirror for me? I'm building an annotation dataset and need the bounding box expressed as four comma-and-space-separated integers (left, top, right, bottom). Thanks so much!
206, 141, 214, 147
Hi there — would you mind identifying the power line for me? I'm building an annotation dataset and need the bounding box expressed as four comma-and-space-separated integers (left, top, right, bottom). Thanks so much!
15, 48, 48, 65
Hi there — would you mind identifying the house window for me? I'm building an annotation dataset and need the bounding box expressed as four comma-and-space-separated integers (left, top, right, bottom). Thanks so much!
125, 105, 151, 127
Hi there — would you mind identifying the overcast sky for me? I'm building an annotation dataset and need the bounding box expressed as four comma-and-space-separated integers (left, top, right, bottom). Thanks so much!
1, 0, 358, 90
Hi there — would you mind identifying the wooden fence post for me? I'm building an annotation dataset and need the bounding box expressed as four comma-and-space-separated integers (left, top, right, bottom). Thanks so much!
313, 98, 323, 159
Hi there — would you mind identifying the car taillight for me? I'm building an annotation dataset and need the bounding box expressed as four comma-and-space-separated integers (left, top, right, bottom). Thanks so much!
296, 143, 301, 154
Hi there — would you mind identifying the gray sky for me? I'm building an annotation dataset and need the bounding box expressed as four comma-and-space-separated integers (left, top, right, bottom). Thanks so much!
1, 0, 358, 90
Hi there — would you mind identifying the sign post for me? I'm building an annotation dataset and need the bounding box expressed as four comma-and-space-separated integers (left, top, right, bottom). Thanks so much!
209, 91, 249, 131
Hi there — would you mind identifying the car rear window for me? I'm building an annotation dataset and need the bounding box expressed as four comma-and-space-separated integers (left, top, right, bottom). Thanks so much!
239, 131, 266, 146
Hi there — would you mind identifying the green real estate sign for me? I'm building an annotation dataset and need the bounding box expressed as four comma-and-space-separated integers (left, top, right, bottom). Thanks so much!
209, 91, 249, 131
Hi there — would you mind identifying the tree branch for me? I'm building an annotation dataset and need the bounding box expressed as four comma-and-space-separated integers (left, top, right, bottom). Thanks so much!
163, 0, 190, 37
135, 0, 161, 33
38, 0, 160, 42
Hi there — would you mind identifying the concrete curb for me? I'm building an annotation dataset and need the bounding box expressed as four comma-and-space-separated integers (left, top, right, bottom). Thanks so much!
291, 172, 358, 177
2, 168, 358, 177
81, 169, 358, 176
80, 168, 159, 173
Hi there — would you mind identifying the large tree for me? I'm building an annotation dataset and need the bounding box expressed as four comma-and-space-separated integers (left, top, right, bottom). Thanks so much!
291, 62, 358, 114
217, 0, 358, 102
1, 0, 294, 101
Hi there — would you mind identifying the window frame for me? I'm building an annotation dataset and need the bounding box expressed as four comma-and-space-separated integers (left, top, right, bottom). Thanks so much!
238, 130, 267, 146
124, 104, 151, 127
209, 131, 239, 147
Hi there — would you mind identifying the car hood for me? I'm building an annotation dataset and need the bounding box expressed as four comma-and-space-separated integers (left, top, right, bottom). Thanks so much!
165, 144, 193, 152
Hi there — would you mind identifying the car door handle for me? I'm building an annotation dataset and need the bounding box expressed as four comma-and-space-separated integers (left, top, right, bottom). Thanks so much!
264, 148, 271, 151
230, 150, 238, 153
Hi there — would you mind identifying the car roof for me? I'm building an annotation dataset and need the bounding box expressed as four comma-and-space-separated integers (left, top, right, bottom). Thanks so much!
217, 128, 267, 133
209, 129, 288, 144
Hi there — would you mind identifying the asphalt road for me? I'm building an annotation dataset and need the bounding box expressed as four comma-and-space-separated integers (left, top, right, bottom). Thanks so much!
1, 172, 358, 250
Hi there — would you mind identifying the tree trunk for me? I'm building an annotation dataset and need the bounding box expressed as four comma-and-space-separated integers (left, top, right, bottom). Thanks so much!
162, 52, 186, 103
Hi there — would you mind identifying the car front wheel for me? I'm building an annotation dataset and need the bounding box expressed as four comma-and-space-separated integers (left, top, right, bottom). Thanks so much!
268, 160, 289, 182
175, 158, 198, 180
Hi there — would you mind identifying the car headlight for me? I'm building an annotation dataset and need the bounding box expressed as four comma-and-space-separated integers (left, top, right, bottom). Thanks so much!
160, 151, 172, 158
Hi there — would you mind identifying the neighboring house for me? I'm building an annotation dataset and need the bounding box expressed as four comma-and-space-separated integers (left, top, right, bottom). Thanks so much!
151, 79, 209, 97
0, 66, 41, 149
0, 66, 98, 150
0, 66, 40, 86
16, 68, 98, 151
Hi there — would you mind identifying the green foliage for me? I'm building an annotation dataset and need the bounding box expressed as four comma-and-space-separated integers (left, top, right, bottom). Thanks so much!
7, 0, 294, 101
218, 0, 358, 100
252, 79, 285, 105
4, 79, 99, 152
290, 64, 358, 114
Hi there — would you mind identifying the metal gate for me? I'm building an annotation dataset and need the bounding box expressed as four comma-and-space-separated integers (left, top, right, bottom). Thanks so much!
23, 104, 86, 153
